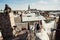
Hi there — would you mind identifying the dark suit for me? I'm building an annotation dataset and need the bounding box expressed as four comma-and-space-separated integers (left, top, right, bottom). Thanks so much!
55, 15, 60, 40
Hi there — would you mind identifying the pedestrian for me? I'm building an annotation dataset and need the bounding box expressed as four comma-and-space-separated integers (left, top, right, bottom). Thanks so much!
35, 22, 40, 31
55, 15, 60, 40
36, 20, 49, 40
1, 4, 13, 40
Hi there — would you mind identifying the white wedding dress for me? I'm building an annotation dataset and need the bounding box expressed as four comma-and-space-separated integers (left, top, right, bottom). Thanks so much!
42, 20, 55, 36
36, 29, 49, 40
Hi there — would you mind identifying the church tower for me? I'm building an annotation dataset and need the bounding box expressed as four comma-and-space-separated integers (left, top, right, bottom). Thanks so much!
28, 5, 30, 11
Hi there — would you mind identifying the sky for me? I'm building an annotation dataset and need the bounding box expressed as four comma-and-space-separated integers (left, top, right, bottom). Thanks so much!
0, 0, 60, 10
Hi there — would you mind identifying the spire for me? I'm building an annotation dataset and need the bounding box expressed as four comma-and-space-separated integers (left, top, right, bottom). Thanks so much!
28, 5, 30, 10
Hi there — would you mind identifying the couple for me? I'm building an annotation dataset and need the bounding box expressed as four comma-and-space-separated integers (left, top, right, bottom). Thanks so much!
35, 20, 49, 40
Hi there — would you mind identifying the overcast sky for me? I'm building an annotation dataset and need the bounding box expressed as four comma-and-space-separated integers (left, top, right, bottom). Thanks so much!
0, 0, 60, 10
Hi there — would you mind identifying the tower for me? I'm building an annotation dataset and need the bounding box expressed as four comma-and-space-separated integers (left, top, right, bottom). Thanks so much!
28, 5, 30, 11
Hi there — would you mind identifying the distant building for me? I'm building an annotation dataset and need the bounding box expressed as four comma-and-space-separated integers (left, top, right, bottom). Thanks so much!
27, 5, 41, 14
28, 5, 30, 11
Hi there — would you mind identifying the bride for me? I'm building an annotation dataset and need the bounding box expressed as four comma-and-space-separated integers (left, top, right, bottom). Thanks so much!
35, 20, 49, 40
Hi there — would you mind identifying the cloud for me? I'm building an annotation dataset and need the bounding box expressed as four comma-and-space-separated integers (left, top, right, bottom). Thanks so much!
11, 3, 28, 10
50, 0, 60, 3
53, 0, 59, 2
30, 0, 60, 10
39, 1, 48, 4
6, 0, 60, 10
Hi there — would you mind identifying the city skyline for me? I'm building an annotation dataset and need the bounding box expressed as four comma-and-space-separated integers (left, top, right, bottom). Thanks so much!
0, 0, 60, 10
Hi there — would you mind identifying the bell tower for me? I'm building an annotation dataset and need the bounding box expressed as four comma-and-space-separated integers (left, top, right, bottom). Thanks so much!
28, 5, 30, 11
